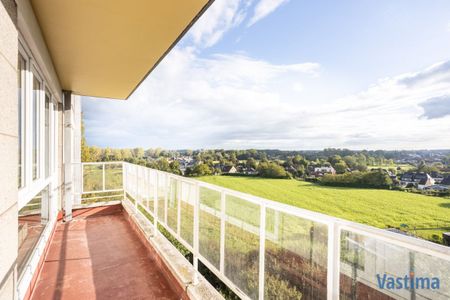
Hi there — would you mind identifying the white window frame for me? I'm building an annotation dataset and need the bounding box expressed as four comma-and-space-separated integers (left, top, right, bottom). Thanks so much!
44, 87, 52, 179
18, 47, 28, 189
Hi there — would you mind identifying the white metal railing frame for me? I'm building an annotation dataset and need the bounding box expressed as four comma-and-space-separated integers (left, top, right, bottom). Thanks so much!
81, 161, 450, 300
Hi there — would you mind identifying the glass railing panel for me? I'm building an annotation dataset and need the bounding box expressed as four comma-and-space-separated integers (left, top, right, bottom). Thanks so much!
264, 208, 328, 299
180, 181, 194, 246
83, 164, 103, 192
147, 170, 157, 213
225, 194, 260, 300
157, 172, 167, 222
339, 230, 450, 300
199, 186, 221, 269
104, 163, 123, 190
167, 177, 179, 232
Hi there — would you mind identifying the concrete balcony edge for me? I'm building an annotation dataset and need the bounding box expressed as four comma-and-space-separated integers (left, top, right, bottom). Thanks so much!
121, 200, 224, 300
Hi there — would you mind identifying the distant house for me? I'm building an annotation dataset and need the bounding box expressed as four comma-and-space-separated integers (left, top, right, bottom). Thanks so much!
441, 176, 450, 186
431, 172, 445, 184
424, 185, 449, 192
400, 172, 435, 189
312, 166, 336, 177
242, 167, 258, 175
222, 166, 237, 174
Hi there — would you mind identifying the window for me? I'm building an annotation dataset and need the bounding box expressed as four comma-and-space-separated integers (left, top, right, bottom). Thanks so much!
32, 73, 41, 180
45, 90, 51, 178
18, 54, 26, 188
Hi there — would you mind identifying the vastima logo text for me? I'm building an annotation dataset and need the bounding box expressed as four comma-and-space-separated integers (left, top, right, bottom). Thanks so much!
376, 272, 440, 290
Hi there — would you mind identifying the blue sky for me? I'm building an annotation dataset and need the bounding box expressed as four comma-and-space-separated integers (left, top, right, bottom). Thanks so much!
83, 0, 450, 150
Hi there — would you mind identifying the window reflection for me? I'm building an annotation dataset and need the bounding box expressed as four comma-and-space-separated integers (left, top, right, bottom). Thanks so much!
18, 54, 26, 188
32, 75, 40, 180
18, 189, 48, 276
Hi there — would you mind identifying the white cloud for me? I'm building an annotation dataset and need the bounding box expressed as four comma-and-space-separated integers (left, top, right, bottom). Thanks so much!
83, 47, 320, 149
188, 0, 251, 48
248, 0, 289, 27
83, 55, 450, 150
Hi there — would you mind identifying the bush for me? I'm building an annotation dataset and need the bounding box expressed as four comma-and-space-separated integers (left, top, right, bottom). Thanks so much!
257, 162, 289, 179
188, 163, 213, 177
320, 170, 393, 189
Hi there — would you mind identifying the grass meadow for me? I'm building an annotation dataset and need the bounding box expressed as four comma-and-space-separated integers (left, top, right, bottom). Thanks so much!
199, 176, 450, 243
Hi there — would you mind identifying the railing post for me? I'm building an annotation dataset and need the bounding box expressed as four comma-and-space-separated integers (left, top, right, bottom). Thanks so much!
327, 222, 340, 299
258, 201, 266, 300
220, 190, 226, 273
192, 182, 200, 285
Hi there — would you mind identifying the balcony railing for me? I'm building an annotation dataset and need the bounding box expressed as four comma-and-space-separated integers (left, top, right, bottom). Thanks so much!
79, 161, 450, 300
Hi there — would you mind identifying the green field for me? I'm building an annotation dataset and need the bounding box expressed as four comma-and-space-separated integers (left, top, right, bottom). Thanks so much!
200, 176, 450, 243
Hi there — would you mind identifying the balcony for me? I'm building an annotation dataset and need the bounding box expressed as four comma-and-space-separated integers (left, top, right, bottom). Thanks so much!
30, 205, 181, 300
30, 162, 450, 300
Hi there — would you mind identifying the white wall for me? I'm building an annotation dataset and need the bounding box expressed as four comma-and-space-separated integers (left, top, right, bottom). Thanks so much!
0, 0, 19, 299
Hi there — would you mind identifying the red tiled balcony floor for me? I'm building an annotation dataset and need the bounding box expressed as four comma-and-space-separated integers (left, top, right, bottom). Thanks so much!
30, 205, 179, 300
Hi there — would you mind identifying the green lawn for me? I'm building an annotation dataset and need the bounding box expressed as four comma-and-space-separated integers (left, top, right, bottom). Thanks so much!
199, 176, 450, 243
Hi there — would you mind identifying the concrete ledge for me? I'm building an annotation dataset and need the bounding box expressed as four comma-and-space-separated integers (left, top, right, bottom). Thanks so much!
122, 201, 224, 300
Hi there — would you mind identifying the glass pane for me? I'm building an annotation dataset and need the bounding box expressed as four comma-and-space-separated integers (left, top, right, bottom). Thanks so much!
18, 55, 26, 188
52, 105, 56, 174
340, 230, 450, 300
167, 178, 179, 232
147, 170, 157, 213
265, 209, 328, 299
139, 168, 151, 211
18, 189, 48, 276
180, 182, 194, 246
137, 167, 145, 204
157, 173, 166, 222
199, 187, 221, 269
225, 195, 260, 299
105, 163, 123, 190
44, 92, 50, 178
83, 164, 103, 192
32, 75, 40, 180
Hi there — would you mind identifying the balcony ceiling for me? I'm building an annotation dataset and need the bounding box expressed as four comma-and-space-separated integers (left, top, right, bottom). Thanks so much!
30, 0, 213, 99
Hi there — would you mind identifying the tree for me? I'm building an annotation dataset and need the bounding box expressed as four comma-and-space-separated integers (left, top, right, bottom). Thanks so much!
191, 163, 212, 176
103, 147, 113, 161
416, 160, 439, 174
121, 149, 133, 161
133, 147, 145, 159
89, 146, 102, 162
169, 160, 181, 175
296, 165, 306, 177
258, 162, 289, 179
80, 116, 91, 162
113, 149, 123, 161
328, 155, 343, 166
334, 161, 348, 174
246, 158, 257, 169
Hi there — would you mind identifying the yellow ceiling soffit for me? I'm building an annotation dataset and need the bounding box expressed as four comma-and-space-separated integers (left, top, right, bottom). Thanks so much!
30, 0, 213, 100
